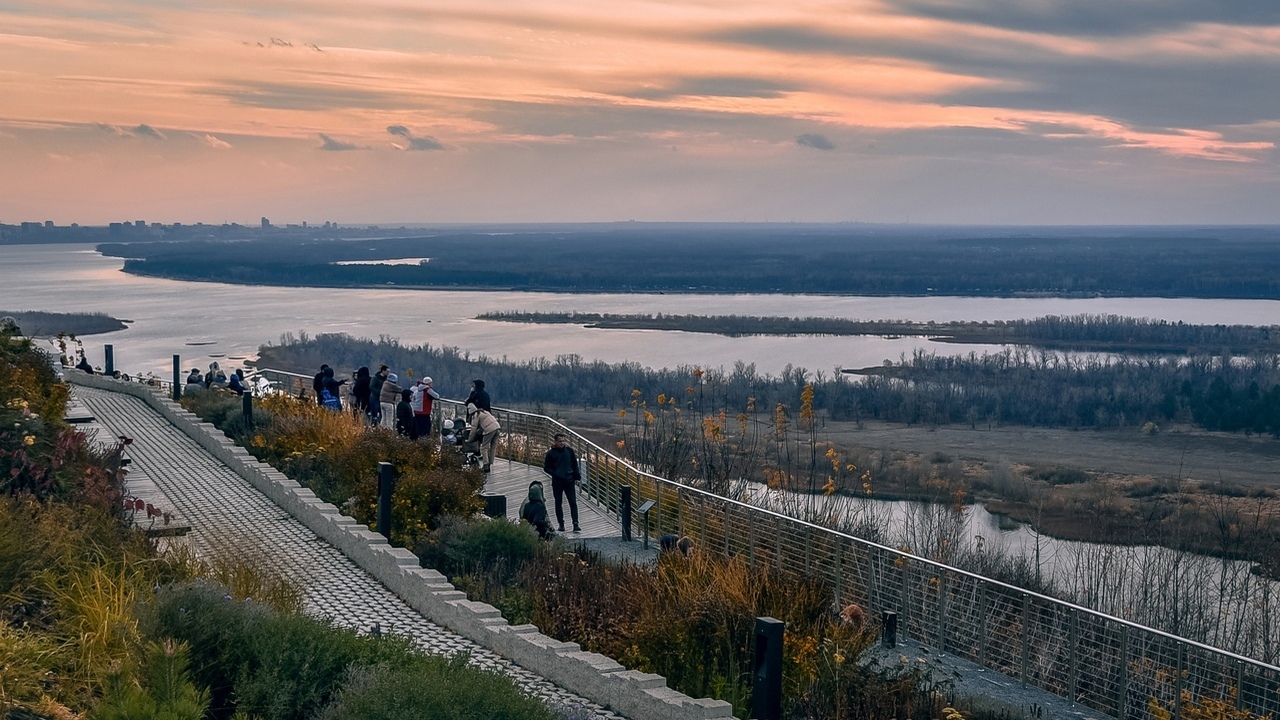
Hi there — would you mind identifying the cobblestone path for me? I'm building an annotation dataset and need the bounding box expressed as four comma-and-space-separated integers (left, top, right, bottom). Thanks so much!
75, 385, 623, 719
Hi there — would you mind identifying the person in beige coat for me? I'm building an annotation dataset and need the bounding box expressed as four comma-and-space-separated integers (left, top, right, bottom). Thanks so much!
465, 402, 501, 473
378, 372, 402, 429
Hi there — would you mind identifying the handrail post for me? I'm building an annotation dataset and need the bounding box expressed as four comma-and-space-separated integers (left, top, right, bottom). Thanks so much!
978, 583, 988, 667
1021, 593, 1031, 686
1069, 607, 1079, 703
938, 572, 948, 653
748, 512, 756, 568
1118, 624, 1129, 718
377, 462, 395, 540
775, 516, 783, 571
620, 485, 632, 541
1175, 642, 1185, 720
834, 537, 844, 606
172, 354, 181, 401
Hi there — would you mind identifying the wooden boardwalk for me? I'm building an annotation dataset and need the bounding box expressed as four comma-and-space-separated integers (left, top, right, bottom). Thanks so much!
483, 457, 622, 538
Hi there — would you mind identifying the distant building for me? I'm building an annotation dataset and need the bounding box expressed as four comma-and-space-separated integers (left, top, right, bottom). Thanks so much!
261, 217, 271, 229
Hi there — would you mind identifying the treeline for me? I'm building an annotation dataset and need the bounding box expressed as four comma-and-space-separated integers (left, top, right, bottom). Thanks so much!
257, 334, 1280, 435
101, 224, 1280, 299
479, 311, 1280, 354
0, 310, 127, 336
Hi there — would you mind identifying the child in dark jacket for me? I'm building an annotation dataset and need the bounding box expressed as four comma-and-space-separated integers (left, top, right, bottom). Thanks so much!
395, 388, 415, 439
519, 481, 551, 540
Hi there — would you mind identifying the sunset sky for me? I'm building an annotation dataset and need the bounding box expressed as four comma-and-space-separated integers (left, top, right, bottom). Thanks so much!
3, 1, 1280, 225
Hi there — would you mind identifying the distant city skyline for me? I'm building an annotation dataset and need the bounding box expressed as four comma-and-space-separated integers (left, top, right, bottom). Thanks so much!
3, 1, 1279, 225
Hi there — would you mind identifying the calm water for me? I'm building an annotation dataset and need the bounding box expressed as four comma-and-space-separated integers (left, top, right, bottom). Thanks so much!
5, 243, 1280, 382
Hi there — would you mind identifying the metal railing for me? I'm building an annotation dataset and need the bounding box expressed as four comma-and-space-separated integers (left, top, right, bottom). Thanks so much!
238, 369, 1280, 718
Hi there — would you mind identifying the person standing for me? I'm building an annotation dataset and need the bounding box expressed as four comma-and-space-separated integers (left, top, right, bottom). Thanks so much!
369, 365, 389, 424
466, 379, 491, 412
465, 402, 500, 473
543, 433, 581, 532
378, 372, 402, 429
395, 388, 415, 438
412, 376, 440, 440
313, 364, 330, 403
351, 366, 372, 420
321, 366, 346, 410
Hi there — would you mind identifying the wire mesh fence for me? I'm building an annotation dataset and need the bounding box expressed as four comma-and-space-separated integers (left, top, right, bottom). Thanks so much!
232, 374, 1280, 719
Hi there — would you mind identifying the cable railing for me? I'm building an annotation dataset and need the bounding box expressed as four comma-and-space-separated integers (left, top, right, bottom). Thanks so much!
211, 369, 1280, 718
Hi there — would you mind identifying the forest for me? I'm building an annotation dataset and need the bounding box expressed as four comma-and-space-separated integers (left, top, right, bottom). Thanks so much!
479, 311, 1280, 354
99, 224, 1280, 299
257, 333, 1280, 436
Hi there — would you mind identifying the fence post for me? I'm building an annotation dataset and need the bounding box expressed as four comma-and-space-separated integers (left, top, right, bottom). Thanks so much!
1069, 608, 1079, 703
1021, 594, 1031, 686
104, 344, 114, 375
620, 485, 632, 541
1118, 624, 1129, 718
938, 572, 948, 652
748, 512, 756, 568
751, 617, 785, 720
775, 516, 783, 571
1235, 660, 1244, 712
655, 483, 662, 537
242, 392, 254, 428
1175, 642, 1184, 720
833, 537, 843, 605
377, 462, 395, 540
978, 583, 988, 667
172, 354, 181, 401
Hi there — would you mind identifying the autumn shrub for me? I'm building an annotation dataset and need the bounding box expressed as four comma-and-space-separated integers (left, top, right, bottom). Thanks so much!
320, 659, 559, 720
183, 392, 482, 549
414, 515, 542, 584
446, 537, 938, 719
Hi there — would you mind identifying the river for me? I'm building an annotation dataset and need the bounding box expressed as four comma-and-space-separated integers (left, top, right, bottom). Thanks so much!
6, 243, 1280, 382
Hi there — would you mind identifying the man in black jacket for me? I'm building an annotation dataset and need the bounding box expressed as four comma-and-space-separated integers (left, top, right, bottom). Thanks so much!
312, 364, 329, 403
543, 433, 581, 532
466, 379, 492, 412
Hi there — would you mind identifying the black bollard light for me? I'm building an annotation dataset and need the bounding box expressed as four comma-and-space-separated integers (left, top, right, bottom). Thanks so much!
882, 610, 898, 649
483, 493, 507, 519
752, 617, 784, 720
620, 485, 632, 541
104, 345, 114, 376
377, 462, 395, 540
172, 355, 181, 401
242, 392, 254, 429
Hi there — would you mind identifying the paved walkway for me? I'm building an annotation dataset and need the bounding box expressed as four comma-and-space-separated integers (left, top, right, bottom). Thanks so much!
73, 385, 624, 720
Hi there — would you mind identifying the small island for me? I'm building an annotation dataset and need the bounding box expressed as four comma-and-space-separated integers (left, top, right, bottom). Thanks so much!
477, 311, 1280, 355
0, 310, 128, 337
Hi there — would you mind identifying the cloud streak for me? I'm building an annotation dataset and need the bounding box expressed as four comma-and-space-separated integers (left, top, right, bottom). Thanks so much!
387, 125, 443, 151
318, 133, 360, 151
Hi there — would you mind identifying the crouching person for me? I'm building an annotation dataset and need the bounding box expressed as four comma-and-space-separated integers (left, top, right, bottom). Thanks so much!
520, 481, 551, 540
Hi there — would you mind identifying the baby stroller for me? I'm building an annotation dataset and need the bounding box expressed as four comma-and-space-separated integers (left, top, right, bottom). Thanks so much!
442, 418, 483, 469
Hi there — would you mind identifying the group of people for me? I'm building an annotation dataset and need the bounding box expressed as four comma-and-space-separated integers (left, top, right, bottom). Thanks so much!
310, 363, 502, 473
184, 361, 248, 395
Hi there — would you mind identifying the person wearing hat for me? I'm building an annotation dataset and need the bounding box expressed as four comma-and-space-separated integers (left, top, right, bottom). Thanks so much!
466, 379, 491, 412
411, 376, 440, 440
465, 401, 501, 473
378, 371, 402, 429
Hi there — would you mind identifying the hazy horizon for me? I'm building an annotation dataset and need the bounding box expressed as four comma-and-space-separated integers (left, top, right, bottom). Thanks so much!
4, 1, 1280, 225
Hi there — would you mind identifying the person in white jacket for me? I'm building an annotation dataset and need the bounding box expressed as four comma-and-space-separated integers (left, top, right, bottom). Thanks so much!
465, 402, 501, 473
